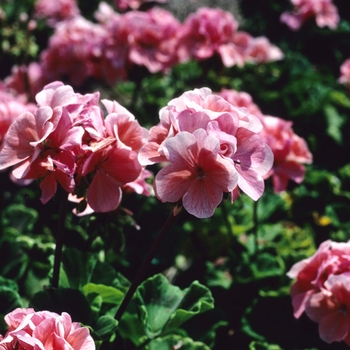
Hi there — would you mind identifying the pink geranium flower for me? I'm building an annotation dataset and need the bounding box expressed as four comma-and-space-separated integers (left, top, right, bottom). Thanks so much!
140, 87, 273, 215
154, 129, 237, 218
115, 0, 167, 11
0, 308, 95, 349
281, 0, 339, 31
305, 273, 350, 345
287, 240, 350, 319
218, 89, 312, 193
339, 58, 350, 93
34, 0, 80, 26
260, 116, 312, 192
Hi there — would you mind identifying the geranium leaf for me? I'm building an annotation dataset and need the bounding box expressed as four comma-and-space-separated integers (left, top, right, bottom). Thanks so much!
136, 274, 214, 338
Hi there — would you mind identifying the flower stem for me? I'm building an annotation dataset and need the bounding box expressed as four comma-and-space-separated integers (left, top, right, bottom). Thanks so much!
52, 189, 68, 288
115, 204, 183, 322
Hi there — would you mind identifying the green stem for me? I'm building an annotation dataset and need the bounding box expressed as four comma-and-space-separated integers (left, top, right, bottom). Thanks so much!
115, 205, 183, 322
52, 189, 68, 288
253, 200, 259, 250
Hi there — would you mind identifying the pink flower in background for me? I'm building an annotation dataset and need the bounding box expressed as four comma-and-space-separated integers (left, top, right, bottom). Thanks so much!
287, 240, 350, 319
121, 8, 180, 73
218, 88, 312, 193
0, 308, 95, 349
177, 7, 283, 68
339, 58, 350, 92
116, 0, 167, 11
40, 17, 108, 86
281, 0, 339, 31
288, 240, 350, 345
34, 0, 80, 25
154, 129, 237, 218
177, 7, 239, 63
305, 273, 350, 345
260, 116, 312, 192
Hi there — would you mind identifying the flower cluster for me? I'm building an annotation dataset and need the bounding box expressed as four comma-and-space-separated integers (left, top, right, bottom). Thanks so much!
0, 81, 150, 213
280, 0, 339, 31
115, 0, 167, 11
288, 240, 350, 345
139, 87, 273, 218
218, 89, 312, 193
5, 4, 283, 91
177, 7, 284, 68
0, 308, 95, 349
34, 0, 80, 26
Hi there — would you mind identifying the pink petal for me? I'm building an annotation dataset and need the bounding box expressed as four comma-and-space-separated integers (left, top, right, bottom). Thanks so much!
87, 170, 122, 212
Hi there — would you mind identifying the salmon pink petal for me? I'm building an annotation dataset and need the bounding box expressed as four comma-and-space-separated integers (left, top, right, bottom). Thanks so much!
40, 173, 57, 204
234, 165, 265, 201
66, 327, 96, 350
318, 311, 348, 343
87, 170, 122, 212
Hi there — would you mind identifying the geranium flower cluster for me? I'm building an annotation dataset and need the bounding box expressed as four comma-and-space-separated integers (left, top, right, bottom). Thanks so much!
218, 89, 313, 193
11, 4, 283, 90
280, 0, 339, 31
139, 87, 274, 218
288, 240, 350, 345
0, 81, 150, 213
115, 0, 167, 11
0, 308, 95, 349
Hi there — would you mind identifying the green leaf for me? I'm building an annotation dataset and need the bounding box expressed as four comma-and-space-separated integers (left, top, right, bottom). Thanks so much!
1, 204, 38, 234
324, 104, 346, 144
249, 341, 283, 350
60, 248, 98, 289
147, 334, 211, 350
82, 283, 124, 305
137, 274, 214, 338
94, 315, 119, 341
0, 276, 23, 315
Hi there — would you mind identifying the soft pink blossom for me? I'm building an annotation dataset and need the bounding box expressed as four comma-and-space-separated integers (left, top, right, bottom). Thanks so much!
287, 240, 350, 319
40, 17, 108, 86
0, 308, 95, 349
305, 273, 350, 345
260, 116, 312, 192
115, 0, 167, 11
34, 0, 80, 25
140, 87, 273, 207
218, 89, 312, 193
339, 58, 350, 88
154, 129, 238, 218
281, 0, 339, 30
177, 7, 239, 63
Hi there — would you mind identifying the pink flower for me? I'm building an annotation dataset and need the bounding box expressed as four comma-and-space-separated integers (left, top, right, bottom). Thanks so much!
140, 87, 273, 212
154, 129, 237, 218
81, 145, 142, 212
260, 116, 312, 192
305, 273, 350, 345
122, 8, 180, 73
115, 0, 167, 11
177, 7, 239, 63
339, 58, 350, 88
287, 240, 350, 319
281, 0, 339, 31
218, 89, 312, 193
0, 308, 95, 349
34, 0, 80, 26
40, 17, 108, 86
